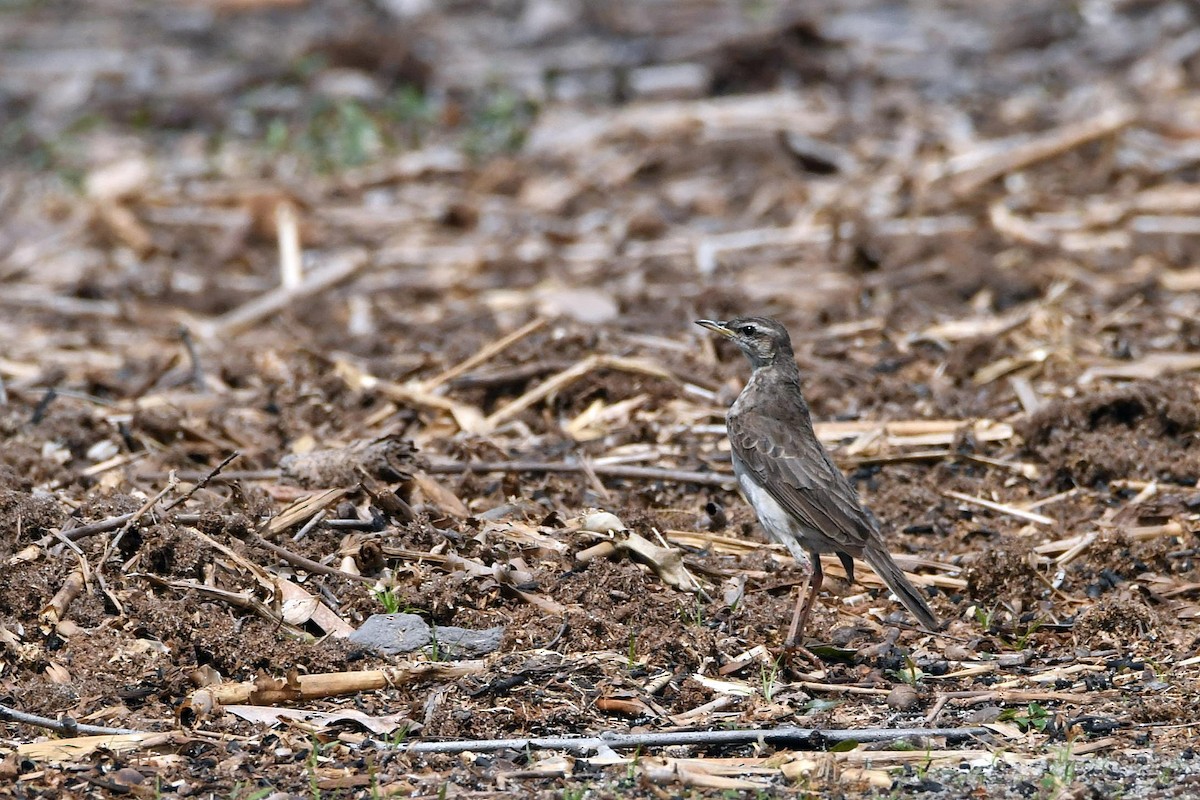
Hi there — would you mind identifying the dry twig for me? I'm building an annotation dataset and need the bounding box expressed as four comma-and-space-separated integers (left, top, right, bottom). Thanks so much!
381, 725, 990, 755
946, 105, 1137, 196
426, 459, 735, 488
0, 703, 140, 737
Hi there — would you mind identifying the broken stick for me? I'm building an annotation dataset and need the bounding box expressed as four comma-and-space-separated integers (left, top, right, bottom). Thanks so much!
380, 724, 989, 755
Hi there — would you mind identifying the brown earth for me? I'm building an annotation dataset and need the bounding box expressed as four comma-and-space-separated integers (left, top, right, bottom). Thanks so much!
1, 0, 1200, 797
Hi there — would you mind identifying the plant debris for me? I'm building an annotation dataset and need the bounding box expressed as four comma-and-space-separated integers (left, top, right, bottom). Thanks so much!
2, 0, 1200, 797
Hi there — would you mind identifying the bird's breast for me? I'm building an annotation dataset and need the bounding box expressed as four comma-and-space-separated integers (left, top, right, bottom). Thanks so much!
732, 453, 795, 534
735, 472, 814, 563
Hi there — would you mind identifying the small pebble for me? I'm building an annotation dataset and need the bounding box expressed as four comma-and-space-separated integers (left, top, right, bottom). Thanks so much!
944, 644, 973, 661
966, 705, 1003, 723
998, 651, 1029, 667
109, 768, 145, 788
886, 684, 920, 710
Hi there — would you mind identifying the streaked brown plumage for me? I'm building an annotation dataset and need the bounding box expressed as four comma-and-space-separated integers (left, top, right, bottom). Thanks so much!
697, 316, 938, 645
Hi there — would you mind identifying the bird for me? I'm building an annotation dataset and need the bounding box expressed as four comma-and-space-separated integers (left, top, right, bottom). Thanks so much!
696, 316, 939, 646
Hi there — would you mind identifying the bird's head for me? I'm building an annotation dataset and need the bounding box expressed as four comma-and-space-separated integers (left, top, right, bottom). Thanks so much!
695, 316, 794, 369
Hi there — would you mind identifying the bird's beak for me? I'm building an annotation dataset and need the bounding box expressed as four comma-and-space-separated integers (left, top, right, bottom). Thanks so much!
695, 319, 735, 338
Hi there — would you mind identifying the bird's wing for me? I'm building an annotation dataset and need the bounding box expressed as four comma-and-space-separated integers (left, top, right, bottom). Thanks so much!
729, 416, 876, 552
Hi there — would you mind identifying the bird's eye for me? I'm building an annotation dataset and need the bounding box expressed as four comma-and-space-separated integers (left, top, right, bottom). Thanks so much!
739, 324, 757, 336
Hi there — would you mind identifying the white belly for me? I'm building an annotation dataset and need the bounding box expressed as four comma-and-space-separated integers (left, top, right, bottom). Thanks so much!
733, 456, 812, 567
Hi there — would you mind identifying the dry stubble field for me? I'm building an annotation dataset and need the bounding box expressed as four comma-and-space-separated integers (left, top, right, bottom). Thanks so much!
2, 0, 1200, 797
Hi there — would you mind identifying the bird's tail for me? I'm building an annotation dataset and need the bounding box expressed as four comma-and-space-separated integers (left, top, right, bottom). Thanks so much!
862, 545, 940, 631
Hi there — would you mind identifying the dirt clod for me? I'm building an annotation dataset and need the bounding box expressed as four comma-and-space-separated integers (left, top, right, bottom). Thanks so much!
1023, 380, 1200, 487
1, 0, 1198, 796
1074, 593, 1160, 648
0, 487, 63, 545
964, 543, 1045, 608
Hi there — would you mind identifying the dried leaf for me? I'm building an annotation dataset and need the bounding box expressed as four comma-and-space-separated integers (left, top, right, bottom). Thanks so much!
411, 471, 470, 518
618, 531, 705, 595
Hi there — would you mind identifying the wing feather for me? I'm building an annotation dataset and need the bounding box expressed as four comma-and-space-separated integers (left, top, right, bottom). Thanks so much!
728, 412, 875, 553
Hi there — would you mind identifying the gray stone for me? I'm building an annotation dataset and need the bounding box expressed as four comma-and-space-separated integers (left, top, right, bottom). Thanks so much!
997, 651, 1030, 667
349, 613, 431, 655
966, 705, 1004, 724
350, 614, 505, 659
430, 625, 506, 658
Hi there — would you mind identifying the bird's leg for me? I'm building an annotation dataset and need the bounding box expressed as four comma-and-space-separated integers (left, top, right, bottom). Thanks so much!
785, 573, 811, 648
786, 555, 824, 647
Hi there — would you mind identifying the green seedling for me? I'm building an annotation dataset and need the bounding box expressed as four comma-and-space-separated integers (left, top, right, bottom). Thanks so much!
760, 656, 783, 702
1000, 701, 1052, 733
887, 655, 925, 686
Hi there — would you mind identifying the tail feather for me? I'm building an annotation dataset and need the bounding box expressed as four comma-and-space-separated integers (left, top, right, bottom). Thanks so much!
862, 545, 939, 631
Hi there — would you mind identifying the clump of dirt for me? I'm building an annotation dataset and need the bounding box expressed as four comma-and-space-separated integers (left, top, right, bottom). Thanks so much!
131, 405, 187, 446
1070, 529, 1181, 589
1073, 593, 1159, 648
0, 486, 64, 545
544, 559, 725, 666
407, 568, 484, 624
1130, 696, 1200, 724
860, 463, 957, 537
0, 464, 33, 491
1022, 379, 1200, 488
140, 525, 209, 579
0, 438, 72, 488
120, 592, 361, 678
0, 558, 75, 616
74, 490, 142, 523
7, 680, 79, 720
964, 542, 1045, 608
549, 368, 681, 423
279, 435, 415, 488
942, 336, 1009, 385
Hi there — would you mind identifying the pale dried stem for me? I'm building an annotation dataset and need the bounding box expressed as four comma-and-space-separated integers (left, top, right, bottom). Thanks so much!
183, 661, 486, 717
942, 490, 1056, 526
947, 105, 1136, 196
275, 199, 302, 290
484, 354, 679, 430
420, 316, 547, 392
197, 249, 368, 339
